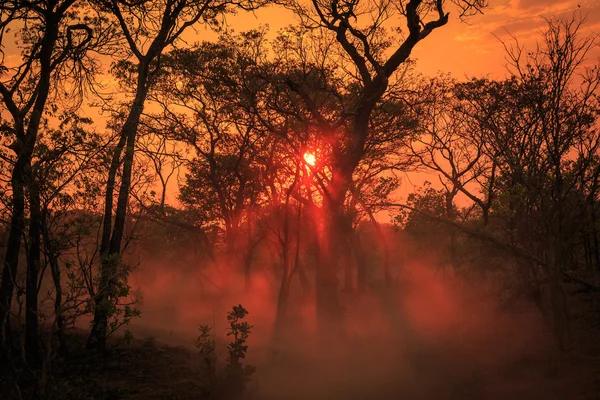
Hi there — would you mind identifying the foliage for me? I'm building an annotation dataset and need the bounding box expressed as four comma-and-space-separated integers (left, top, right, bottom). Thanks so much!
89, 254, 141, 338
195, 305, 255, 400
225, 304, 255, 383
195, 325, 217, 386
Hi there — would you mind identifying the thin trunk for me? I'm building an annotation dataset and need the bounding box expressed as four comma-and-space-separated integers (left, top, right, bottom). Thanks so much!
548, 255, 567, 350
275, 202, 293, 338
590, 204, 600, 273
274, 244, 292, 339
292, 204, 310, 297
225, 224, 237, 270
41, 215, 67, 355
549, 236, 571, 351
549, 169, 570, 351
350, 231, 367, 293
0, 159, 26, 346
362, 207, 390, 289
297, 262, 310, 298
446, 191, 458, 273
243, 215, 253, 292
25, 179, 41, 367
88, 63, 150, 352
343, 257, 353, 292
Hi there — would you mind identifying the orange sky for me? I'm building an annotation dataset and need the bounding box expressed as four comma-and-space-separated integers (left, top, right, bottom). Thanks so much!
225, 0, 600, 78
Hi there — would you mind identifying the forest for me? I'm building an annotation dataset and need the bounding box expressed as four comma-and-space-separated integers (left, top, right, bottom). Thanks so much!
1, 0, 600, 399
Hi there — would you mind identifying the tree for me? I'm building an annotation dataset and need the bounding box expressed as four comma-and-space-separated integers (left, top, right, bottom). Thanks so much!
278, 0, 487, 335
34, 114, 108, 356
0, 0, 102, 365
87, 0, 270, 352
409, 13, 600, 350
147, 38, 266, 280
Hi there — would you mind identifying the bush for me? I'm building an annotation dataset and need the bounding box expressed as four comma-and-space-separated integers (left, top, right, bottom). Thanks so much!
195, 304, 255, 399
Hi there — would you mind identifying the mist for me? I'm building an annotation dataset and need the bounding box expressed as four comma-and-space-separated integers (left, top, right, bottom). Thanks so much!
122, 235, 555, 400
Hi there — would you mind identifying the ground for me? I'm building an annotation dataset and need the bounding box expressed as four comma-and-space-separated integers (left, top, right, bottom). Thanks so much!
1, 326, 599, 400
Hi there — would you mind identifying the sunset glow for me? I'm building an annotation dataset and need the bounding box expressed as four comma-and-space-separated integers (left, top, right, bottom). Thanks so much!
1, 0, 598, 397
304, 152, 316, 166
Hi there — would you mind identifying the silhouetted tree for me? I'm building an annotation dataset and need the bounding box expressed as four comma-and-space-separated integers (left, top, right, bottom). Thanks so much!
88, 0, 270, 352
408, 13, 600, 350
280, 0, 488, 335
0, 0, 105, 366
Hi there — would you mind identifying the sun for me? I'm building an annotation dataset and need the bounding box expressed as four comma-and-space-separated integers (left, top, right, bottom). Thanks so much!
303, 152, 316, 166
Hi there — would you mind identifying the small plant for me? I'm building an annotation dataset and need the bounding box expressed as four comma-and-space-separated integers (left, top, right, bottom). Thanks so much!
195, 325, 217, 386
224, 304, 256, 395
195, 305, 255, 399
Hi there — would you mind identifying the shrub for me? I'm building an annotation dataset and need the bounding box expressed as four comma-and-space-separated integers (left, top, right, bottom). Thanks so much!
195, 304, 255, 400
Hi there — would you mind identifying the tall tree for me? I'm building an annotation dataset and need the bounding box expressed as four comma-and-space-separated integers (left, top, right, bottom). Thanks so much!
88, 0, 269, 351
282, 0, 487, 335
0, 0, 100, 364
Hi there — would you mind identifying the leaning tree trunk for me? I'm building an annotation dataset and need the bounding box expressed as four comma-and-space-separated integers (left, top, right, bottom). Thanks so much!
0, 47, 55, 352
0, 9, 60, 354
87, 64, 150, 352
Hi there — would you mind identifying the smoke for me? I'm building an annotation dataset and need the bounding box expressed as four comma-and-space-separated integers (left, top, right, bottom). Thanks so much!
124, 243, 551, 400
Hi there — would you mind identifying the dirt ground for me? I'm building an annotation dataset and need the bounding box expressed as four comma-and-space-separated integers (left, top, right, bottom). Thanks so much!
2, 316, 599, 400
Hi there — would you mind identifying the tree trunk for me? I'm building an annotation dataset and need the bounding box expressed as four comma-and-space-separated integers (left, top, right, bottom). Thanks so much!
292, 204, 310, 297
25, 179, 41, 367
350, 231, 367, 293
0, 158, 26, 346
0, 8, 59, 354
274, 243, 292, 341
549, 169, 571, 351
41, 215, 67, 355
274, 201, 294, 341
88, 63, 150, 352
224, 224, 238, 274
315, 197, 345, 341
590, 204, 600, 274
548, 257, 568, 350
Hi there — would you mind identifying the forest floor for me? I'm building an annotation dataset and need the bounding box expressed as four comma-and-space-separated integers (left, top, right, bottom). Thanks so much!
3, 287, 600, 399
1, 323, 599, 400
